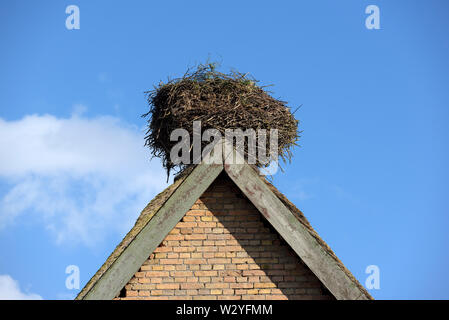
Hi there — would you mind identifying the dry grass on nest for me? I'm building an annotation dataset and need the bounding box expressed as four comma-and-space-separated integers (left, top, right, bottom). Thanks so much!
142, 63, 300, 177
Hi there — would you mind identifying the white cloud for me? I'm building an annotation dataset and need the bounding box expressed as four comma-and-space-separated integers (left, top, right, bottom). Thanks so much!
0, 111, 166, 246
0, 275, 42, 300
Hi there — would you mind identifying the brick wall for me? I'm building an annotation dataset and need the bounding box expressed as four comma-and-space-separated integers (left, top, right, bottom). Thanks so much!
115, 173, 334, 300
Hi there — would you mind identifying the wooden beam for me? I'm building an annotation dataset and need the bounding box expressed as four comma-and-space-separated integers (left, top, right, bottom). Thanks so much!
223, 158, 370, 300
83, 161, 223, 300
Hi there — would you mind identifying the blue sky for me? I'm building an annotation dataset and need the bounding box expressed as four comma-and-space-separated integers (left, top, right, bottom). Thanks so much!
0, 0, 448, 300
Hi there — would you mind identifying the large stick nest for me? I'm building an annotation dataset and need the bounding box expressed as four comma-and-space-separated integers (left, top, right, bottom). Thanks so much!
143, 63, 300, 177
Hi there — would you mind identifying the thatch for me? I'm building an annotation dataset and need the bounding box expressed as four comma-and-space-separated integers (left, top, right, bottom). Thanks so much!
142, 63, 300, 177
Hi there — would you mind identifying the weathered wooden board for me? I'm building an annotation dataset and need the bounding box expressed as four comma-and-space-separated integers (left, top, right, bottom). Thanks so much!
83, 162, 223, 300
224, 160, 370, 300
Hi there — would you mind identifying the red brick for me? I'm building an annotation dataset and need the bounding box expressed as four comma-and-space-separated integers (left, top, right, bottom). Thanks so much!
115, 176, 335, 301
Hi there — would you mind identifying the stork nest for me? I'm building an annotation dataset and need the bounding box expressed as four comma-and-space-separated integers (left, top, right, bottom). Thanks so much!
142, 63, 300, 177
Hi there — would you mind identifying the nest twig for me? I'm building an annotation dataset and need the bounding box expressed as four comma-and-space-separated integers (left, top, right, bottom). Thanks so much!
142, 63, 300, 178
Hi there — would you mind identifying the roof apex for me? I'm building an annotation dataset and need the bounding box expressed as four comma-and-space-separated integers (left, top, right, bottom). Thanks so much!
77, 139, 372, 300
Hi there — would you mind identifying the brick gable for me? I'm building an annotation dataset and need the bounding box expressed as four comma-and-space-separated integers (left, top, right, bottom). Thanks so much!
115, 173, 334, 300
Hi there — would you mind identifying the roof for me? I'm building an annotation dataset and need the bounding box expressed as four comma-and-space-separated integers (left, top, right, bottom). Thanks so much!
76, 140, 372, 300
